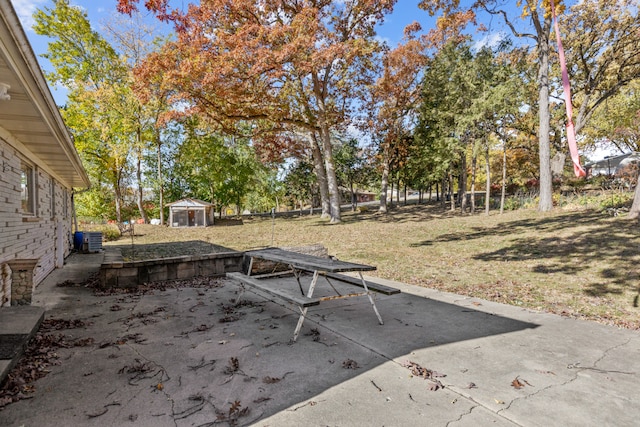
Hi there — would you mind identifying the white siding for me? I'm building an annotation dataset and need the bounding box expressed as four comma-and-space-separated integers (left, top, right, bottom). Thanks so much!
0, 137, 74, 290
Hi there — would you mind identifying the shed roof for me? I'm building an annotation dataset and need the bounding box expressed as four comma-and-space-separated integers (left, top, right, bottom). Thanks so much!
165, 198, 214, 208
0, 2, 89, 189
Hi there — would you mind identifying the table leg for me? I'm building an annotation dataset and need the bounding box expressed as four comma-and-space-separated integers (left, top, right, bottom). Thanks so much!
293, 306, 308, 342
307, 271, 319, 297
246, 257, 255, 276
292, 271, 320, 341
234, 284, 245, 305
359, 272, 383, 325
291, 266, 305, 295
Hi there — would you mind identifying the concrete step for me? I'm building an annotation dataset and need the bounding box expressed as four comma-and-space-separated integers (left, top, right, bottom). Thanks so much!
0, 306, 45, 386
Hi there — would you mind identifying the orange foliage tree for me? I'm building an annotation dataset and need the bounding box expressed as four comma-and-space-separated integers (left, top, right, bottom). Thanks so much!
117, 0, 396, 223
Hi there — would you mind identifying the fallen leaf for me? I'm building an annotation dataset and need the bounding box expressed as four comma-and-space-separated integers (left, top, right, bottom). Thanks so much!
511, 377, 525, 389
342, 359, 360, 369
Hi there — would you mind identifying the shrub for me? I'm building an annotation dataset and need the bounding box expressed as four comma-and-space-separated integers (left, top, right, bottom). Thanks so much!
599, 192, 633, 210
91, 225, 120, 242
503, 197, 521, 211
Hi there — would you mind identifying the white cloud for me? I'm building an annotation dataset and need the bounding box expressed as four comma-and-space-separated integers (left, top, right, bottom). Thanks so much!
472, 32, 506, 51
10, 0, 48, 31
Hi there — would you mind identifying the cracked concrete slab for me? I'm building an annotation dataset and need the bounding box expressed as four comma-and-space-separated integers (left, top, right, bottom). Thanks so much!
0, 257, 639, 426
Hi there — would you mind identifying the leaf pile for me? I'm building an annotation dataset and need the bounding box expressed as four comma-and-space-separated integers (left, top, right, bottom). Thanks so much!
402, 360, 446, 391
40, 318, 87, 331
0, 333, 69, 408
92, 274, 224, 296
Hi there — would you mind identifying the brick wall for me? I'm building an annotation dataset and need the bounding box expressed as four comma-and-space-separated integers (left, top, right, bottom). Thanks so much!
0, 137, 74, 303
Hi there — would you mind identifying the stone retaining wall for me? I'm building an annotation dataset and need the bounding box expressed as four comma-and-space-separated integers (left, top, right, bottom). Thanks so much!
100, 249, 244, 288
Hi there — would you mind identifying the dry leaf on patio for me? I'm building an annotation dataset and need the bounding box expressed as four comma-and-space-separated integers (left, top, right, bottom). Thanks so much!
342, 359, 360, 369
511, 377, 525, 389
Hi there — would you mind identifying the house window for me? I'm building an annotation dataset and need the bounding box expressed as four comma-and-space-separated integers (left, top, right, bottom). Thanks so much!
20, 163, 35, 214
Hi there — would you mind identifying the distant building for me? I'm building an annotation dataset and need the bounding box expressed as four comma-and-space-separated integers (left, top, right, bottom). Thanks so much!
585, 152, 640, 177
166, 198, 215, 227
339, 187, 377, 204
0, 2, 90, 306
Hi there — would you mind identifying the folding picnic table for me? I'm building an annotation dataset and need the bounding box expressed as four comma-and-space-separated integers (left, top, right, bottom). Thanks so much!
227, 248, 399, 341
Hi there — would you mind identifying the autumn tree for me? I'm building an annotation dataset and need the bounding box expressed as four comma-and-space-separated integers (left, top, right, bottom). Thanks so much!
34, 0, 132, 223
559, 0, 640, 219
586, 81, 640, 155
371, 22, 431, 213
422, 0, 640, 213
586, 81, 640, 219
35, 0, 172, 224
117, 0, 397, 224
560, 0, 640, 136
101, 14, 174, 225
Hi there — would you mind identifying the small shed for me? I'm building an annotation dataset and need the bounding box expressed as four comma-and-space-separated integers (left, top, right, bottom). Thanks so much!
167, 198, 214, 227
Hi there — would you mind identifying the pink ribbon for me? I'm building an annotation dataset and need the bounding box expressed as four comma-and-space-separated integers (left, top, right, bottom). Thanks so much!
550, 0, 586, 177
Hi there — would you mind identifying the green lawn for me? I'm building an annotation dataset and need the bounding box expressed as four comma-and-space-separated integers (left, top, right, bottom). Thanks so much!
103, 203, 640, 329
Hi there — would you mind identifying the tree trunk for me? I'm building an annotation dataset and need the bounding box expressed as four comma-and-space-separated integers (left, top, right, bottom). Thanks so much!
309, 133, 330, 219
449, 171, 455, 211
135, 144, 148, 223
114, 183, 123, 224
379, 144, 389, 214
157, 134, 164, 226
629, 173, 640, 219
536, 15, 554, 212
485, 142, 491, 216
500, 140, 507, 214
470, 153, 477, 215
319, 128, 341, 223
350, 182, 356, 212
460, 150, 468, 214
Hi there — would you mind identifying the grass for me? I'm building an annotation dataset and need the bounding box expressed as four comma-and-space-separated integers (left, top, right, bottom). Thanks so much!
101, 202, 640, 330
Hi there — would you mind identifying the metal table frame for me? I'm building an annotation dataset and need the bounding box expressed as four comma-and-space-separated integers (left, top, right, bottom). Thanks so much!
244, 248, 384, 341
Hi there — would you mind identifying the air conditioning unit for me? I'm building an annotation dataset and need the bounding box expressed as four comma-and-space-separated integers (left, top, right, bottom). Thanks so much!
83, 232, 103, 253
